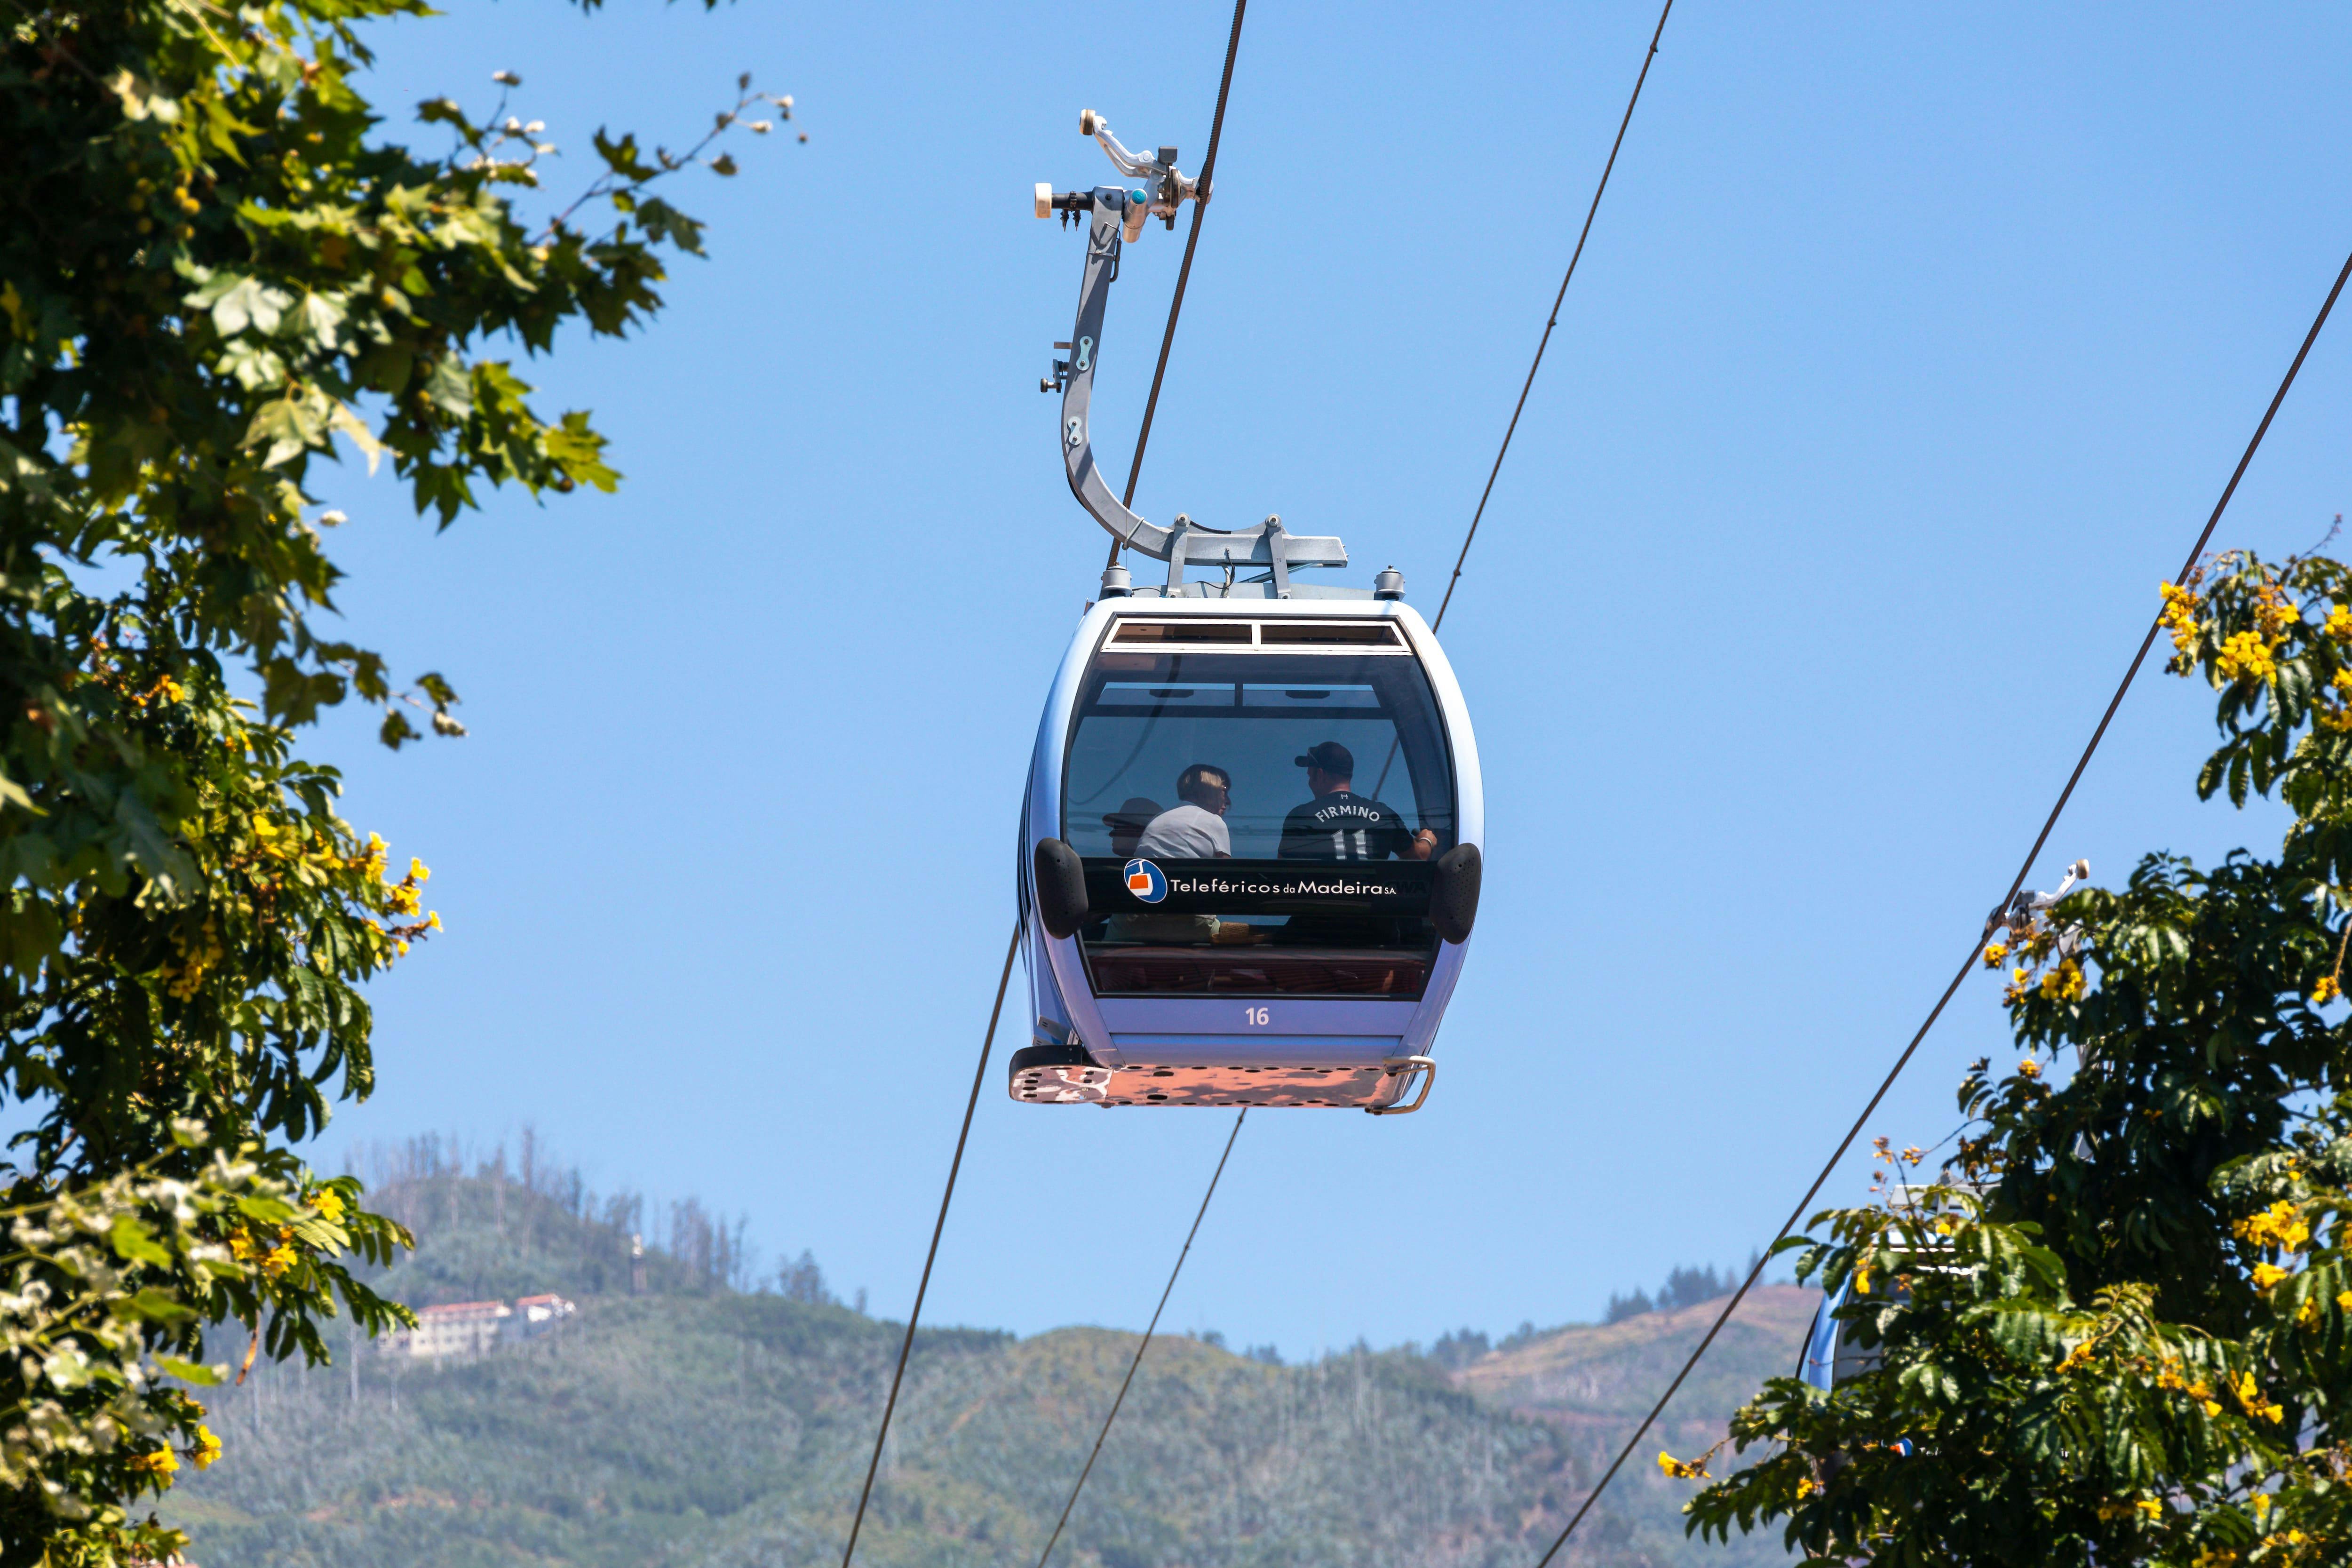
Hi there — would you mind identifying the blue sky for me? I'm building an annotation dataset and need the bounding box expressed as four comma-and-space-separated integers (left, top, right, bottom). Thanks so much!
279, 0, 2352, 1359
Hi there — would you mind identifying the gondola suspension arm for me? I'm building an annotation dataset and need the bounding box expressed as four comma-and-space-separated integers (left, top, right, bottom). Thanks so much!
1035, 114, 1346, 592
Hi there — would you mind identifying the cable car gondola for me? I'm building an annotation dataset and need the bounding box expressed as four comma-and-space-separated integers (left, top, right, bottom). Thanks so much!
1010, 115, 1484, 1112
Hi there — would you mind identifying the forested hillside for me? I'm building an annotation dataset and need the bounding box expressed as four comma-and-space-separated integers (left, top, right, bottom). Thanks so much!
163, 1153, 1804, 1568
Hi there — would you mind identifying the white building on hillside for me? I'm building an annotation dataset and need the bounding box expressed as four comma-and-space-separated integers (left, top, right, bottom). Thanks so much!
382, 1294, 577, 1358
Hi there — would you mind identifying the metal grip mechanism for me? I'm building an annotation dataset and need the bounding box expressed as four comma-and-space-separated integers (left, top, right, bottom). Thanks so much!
1032, 110, 1348, 592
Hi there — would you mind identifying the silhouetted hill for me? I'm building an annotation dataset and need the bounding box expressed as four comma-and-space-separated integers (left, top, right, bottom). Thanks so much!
165, 1163, 1804, 1568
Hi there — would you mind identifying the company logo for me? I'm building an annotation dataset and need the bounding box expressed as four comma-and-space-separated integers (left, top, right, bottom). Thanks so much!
1123, 858, 1168, 904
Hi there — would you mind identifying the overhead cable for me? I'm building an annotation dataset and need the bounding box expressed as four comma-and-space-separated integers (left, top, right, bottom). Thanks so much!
1033, 1108, 1249, 1568
1372, 0, 1672, 804
1527, 239, 2352, 1568
1432, 0, 1676, 633
838, 922, 1021, 1568
1108, 0, 1251, 568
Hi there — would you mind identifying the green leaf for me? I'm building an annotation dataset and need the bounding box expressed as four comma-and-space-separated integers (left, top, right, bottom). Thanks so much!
154, 1356, 224, 1386
108, 1214, 172, 1268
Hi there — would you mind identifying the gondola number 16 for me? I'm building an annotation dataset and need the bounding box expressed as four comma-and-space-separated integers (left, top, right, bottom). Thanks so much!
1244, 1006, 1270, 1026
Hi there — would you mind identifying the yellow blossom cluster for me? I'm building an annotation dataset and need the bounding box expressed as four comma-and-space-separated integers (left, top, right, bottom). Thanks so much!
310, 1187, 345, 1223
2096, 1498, 2166, 1522
228, 1224, 300, 1278
2154, 1358, 2225, 1417
2017, 1058, 2042, 1080
129, 1446, 177, 1479
2314, 974, 2344, 1004
158, 916, 225, 1002
1981, 941, 2008, 968
2159, 581, 2203, 667
192, 1425, 222, 1469
2319, 667, 2352, 732
2328, 603, 2352, 640
2040, 958, 2086, 1002
1657, 1450, 1708, 1480
2254, 583, 2301, 639
2216, 629, 2279, 685
2232, 1370, 2285, 1424
2235, 1200, 2312, 1252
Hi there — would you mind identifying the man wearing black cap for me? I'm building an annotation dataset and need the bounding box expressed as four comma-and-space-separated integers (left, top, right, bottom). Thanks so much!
1277, 741, 1439, 862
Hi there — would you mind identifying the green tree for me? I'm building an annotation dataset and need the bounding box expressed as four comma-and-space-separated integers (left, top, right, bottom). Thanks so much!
1683, 550, 2352, 1565
0, 0, 787, 1558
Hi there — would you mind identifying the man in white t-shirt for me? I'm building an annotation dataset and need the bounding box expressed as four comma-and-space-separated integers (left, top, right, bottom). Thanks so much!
1134, 763, 1234, 860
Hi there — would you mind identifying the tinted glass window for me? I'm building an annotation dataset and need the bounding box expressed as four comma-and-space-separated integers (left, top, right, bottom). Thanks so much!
1059, 643, 1457, 999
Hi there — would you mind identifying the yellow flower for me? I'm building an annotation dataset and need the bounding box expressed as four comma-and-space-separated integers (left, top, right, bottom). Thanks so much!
2338, 1289, 2352, 1312
1982, 942, 2009, 968
387, 883, 421, 915
2217, 629, 2278, 684
2018, 1058, 2042, 1080
2055, 1341, 2094, 1374
155, 674, 185, 704
191, 1425, 222, 1469
2202, 1398, 2223, 1417
262, 1243, 297, 1279
1656, 1450, 1706, 1480
395, 939, 410, 956
1795, 1476, 1817, 1499
2040, 959, 2085, 1002
2328, 604, 2352, 639
2254, 1262, 2288, 1289
410, 857, 430, 883
1853, 1263, 1873, 1296
227, 1227, 259, 1263
130, 1446, 178, 1479
426, 910, 442, 931
310, 1189, 345, 1223
2136, 1498, 2163, 1520
2298, 1297, 2321, 1326
2235, 1200, 2309, 1250
2314, 975, 2343, 1005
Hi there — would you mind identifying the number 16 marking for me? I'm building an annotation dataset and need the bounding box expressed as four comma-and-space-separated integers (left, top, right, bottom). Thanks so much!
1245, 1006, 1269, 1026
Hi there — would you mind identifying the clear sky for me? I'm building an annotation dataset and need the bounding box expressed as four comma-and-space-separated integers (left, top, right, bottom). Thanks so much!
280, 0, 2352, 1359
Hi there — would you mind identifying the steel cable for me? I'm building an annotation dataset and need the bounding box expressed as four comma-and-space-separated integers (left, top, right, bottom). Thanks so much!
1373, 0, 1672, 802
1526, 239, 2352, 1568
837, 921, 1022, 1568
1033, 1109, 1249, 1568
1109, 0, 1251, 567
1431, 0, 1676, 632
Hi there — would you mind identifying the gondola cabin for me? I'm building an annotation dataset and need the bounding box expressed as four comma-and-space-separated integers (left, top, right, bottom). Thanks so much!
1014, 596, 1482, 1110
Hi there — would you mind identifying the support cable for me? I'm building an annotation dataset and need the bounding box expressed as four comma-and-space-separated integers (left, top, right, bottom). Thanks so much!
1107, 0, 1251, 568
1033, 1109, 1249, 1568
1526, 240, 2352, 1568
1373, 0, 1671, 807
838, 921, 1022, 1568
1431, 0, 1675, 632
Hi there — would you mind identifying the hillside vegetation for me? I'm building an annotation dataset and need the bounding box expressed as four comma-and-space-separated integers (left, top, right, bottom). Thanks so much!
164, 1159, 1803, 1568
